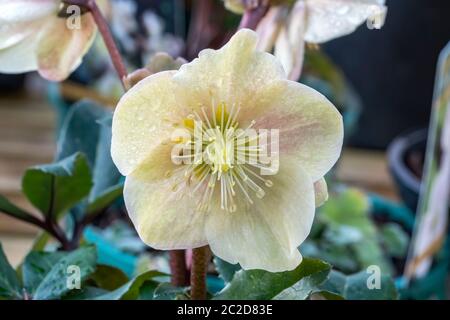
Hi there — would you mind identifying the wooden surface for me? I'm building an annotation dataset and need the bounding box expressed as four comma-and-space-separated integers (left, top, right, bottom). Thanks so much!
0, 92, 400, 266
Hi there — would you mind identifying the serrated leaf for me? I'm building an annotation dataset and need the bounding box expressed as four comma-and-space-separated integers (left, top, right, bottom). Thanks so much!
214, 258, 330, 300
213, 257, 241, 283
93, 271, 166, 300
0, 244, 22, 299
33, 246, 97, 300
22, 153, 92, 219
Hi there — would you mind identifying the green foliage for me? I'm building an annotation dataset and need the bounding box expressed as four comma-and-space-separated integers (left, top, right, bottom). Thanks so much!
0, 195, 35, 222
213, 257, 241, 283
31, 246, 97, 300
22, 153, 92, 220
88, 265, 129, 291
93, 271, 166, 300
320, 270, 397, 300
214, 258, 330, 300
303, 188, 409, 275
0, 244, 22, 300
56, 100, 122, 205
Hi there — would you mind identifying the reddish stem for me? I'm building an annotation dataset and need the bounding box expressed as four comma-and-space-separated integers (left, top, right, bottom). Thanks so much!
170, 250, 190, 287
64, 0, 128, 89
238, 1, 269, 30
190, 246, 209, 300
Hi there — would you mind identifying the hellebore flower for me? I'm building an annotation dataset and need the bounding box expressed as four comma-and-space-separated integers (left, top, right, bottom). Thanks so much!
0, 0, 108, 81
111, 29, 343, 272
224, 0, 387, 80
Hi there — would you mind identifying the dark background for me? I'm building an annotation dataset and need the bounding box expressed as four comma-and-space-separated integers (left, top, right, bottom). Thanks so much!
323, 0, 450, 149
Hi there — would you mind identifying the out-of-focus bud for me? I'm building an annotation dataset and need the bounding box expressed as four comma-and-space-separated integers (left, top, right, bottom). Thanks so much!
124, 52, 187, 90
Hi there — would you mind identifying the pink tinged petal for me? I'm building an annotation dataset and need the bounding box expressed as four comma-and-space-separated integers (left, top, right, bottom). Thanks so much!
255, 6, 286, 52
314, 177, 328, 207
304, 0, 387, 44
123, 161, 208, 250
274, 1, 306, 81
206, 158, 315, 272
36, 14, 97, 81
250, 80, 344, 182
111, 71, 189, 176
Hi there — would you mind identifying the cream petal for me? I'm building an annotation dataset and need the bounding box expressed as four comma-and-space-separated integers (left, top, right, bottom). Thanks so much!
111, 71, 189, 176
246, 79, 343, 182
255, 6, 285, 52
273, 2, 306, 80
0, 0, 57, 23
304, 0, 387, 43
36, 14, 97, 81
205, 158, 315, 272
0, 16, 49, 50
123, 163, 208, 250
314, 177, 328, 207
172, 29, 286, 109
0, 32, 39, 73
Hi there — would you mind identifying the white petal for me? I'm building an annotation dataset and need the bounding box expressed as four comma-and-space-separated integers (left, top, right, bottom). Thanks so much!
111, 71, 183, 176
173, 29, 286, 109
0, 0, 57, 23
206, 158, 315, 272
248, 80, 344, 182
304, 0, 387, 43
0, 32, 39, 73
123, 161, 208, 250
314, 177, 328, 207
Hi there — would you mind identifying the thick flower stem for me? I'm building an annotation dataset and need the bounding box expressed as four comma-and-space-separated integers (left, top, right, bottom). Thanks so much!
64, 0, 128, 89
190, 246, 209, 300
169, 250, 189, 287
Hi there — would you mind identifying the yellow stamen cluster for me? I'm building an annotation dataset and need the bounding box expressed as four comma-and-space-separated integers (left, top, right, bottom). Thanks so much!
170, 99, 275, 213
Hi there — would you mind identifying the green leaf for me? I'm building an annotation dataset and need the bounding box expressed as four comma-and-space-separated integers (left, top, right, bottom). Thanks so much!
22, 153, 93, 219
273, 261, 331, 300
89, 265, 129, 291
319, 270, 398, 300
0, 195, 35, 222
32, 246, 97, 300
153, 282, 190, 300
320, 189, 371, 229
346, 271, 397, 300
23, 251, 66, 294
86, 184, 123, 215
63, 286, 109, 300
0, 244, 22, 299
214, 258, 330, 300
31, 232, 51, 252
380, 223, 409, 258
93, 271, 166, 300
57, 100, 122, 203
213, 257, 241, 283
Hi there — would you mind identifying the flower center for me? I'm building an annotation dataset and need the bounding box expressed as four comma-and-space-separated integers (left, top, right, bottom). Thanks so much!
170, 100, 276, 213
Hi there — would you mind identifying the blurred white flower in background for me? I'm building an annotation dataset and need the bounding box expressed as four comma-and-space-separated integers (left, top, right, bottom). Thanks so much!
224, 0, 387, 80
